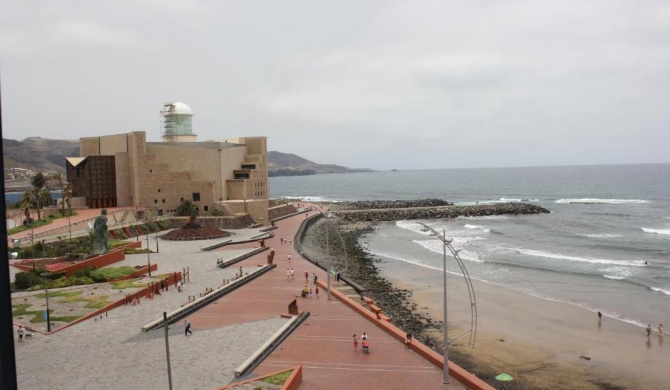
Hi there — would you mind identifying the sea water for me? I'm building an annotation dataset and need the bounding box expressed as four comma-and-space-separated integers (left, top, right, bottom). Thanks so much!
270, 164, 670, 327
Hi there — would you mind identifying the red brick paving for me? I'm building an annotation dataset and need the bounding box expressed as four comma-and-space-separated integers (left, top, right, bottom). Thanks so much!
190, 206, 474, 389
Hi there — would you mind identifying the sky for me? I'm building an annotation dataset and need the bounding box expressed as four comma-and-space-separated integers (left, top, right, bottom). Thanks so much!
1, 1, 669, 170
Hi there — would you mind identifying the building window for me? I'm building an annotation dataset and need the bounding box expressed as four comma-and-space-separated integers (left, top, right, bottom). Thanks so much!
180, 197, 184, 202
154, 199, 158, 204
204, 205, 209, 211
158, 189, 161, 192
192, 193, 200, 202
162, 199, 165, 203
150, 169, 153, 173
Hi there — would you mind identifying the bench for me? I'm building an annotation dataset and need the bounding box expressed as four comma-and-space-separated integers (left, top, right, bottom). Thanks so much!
368, 304, 382, 314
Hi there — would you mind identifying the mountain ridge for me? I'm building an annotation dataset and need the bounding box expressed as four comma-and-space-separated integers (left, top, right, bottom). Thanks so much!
2, 138, 371, 178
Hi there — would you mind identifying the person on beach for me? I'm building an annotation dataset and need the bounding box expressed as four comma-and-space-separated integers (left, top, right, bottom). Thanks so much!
659, 324, 664, 336
353, 334, 359, 351
647, 324, 652, 337
597, 311, 602, 320
185, 320, 192, 336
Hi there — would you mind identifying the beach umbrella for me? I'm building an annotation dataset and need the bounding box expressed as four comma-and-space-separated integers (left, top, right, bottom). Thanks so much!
495, 373, 514, 381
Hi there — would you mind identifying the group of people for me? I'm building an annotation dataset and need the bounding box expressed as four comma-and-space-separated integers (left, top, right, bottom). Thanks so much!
353, 332, 370, 353
280, 237, 293, 245
301, 285, 319, 298
646, 323, 664, 337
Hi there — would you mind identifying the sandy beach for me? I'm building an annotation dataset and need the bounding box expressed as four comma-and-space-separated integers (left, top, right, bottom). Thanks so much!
377, 257, 669, 390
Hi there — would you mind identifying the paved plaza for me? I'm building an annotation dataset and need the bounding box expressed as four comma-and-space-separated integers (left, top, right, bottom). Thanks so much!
9, 208, 479, 389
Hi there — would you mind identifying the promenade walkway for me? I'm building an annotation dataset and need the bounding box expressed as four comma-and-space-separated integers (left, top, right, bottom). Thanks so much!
10, 206, 483, 389
192, 206, 476, 389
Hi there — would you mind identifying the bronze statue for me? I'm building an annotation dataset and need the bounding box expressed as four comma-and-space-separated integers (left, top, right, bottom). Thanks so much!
92, 208, 108, 254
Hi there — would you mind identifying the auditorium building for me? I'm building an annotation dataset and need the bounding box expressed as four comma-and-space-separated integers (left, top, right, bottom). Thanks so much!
65, 102, 269, 223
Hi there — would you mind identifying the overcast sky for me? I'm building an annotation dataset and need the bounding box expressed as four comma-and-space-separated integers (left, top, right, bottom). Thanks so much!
2, 1, 669, 170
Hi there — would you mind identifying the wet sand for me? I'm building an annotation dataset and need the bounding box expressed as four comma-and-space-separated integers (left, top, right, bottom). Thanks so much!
377, 257, 669, 390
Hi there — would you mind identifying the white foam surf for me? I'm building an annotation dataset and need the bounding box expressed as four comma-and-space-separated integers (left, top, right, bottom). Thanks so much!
556, 198, 649, 204
651, 287, 670, 296
513, 248, 646, 267
464, 224, 491, 233
576, 233, 623, 239
641, 227, 670, 235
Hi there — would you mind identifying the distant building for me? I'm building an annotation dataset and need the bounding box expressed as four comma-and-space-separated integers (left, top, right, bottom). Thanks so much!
66, 102, 269, 222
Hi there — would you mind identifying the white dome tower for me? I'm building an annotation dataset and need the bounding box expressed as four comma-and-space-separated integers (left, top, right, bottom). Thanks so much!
161, 102, 197, 142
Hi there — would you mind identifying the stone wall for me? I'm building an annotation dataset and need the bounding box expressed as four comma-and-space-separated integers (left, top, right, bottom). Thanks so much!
331, 202, 549, 222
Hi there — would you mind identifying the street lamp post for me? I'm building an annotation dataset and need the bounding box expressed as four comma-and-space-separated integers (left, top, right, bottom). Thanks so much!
146, 235, 152, 277
68, 203, 72, 244
419, 223, 450, 384
440, 229, 449, 384
40, 272, 51, 332
30, 212, 35, 270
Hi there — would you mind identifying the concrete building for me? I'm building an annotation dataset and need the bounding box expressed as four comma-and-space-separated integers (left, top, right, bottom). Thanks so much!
65, 103, 269, 223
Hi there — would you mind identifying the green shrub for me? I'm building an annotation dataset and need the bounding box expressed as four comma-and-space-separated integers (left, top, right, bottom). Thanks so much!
115, 229, 127, 239
14, 272, 45, 290
157, 220, 169, 230
146, 221, 159, 232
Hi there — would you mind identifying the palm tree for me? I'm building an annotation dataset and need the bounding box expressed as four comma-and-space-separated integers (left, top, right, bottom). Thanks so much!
31, 187, 42, 220
30, 171, 47, 220
63, 183, 73, 215
20, 191, 33, 223
176, 200, 199, 224
39, 188, 52, 210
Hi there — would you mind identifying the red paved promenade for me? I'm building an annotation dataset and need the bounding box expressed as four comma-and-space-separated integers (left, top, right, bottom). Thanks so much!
191, 206, 492, 389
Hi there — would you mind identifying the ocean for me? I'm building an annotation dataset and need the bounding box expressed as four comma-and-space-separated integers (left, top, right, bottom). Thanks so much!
270, 163, 670, 329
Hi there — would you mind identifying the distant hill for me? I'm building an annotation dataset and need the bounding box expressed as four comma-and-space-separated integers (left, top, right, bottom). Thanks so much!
267, 151, 372, 176
2, 138, 371, 178
3, 137, 79, 174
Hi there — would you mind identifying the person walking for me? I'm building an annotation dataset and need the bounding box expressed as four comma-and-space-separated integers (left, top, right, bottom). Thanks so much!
290, 268, 295, 280
304, 271, 309, 284
353, 334, 359, 351
288, 253, 292, 263
646, 324, 652, 337
362, 332, 368, 342
315, 286, 319, 299
185, 319, 192, 336
286, 268, 291, 281
17, 326, 24, 342
659, 323, 664, 337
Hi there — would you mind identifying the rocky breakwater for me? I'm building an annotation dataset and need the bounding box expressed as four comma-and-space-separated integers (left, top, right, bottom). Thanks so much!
330, 201, 549, 222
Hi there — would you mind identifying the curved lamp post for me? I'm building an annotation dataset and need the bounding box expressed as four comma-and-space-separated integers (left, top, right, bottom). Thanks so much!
418, 222, 479, 385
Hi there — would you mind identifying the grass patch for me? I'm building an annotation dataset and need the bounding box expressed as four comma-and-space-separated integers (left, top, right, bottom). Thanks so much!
110, 279, 148, 290
8, 219, 53, 235
33, 290, 111, 309
262, 370, 292, 385
91, 266, 138, 280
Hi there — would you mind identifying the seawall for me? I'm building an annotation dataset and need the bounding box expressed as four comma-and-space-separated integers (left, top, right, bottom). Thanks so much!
330, 202, 549, 222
